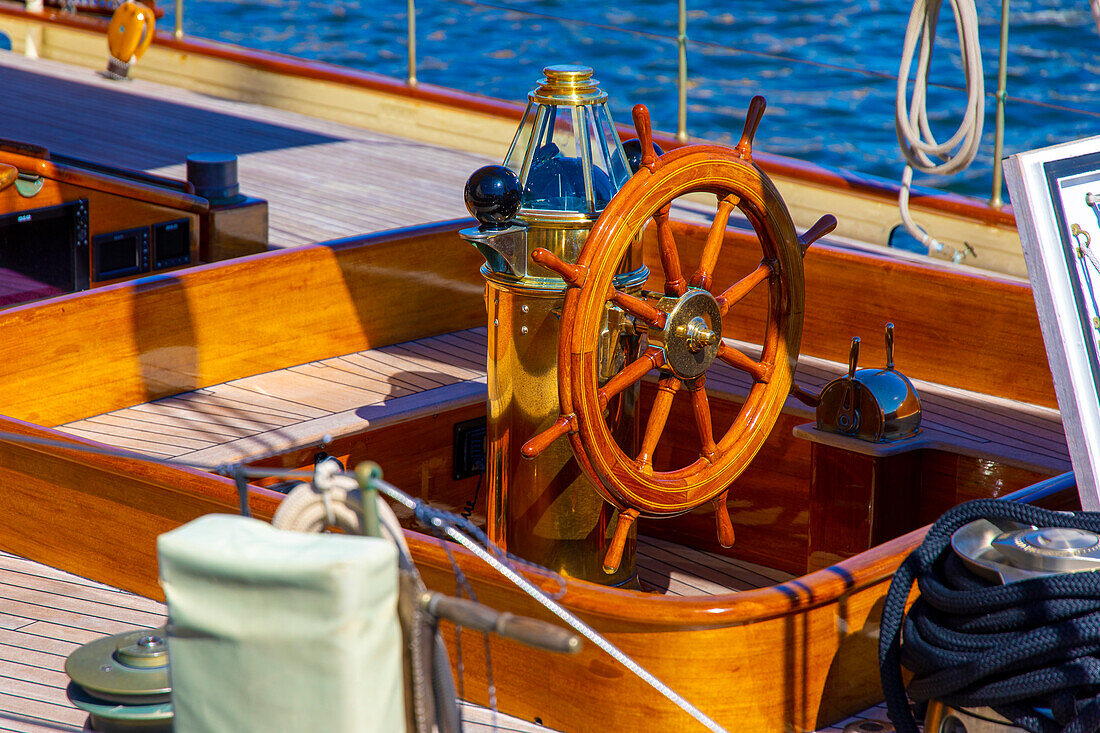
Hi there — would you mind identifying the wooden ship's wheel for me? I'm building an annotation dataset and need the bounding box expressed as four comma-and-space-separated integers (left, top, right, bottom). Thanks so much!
522, 98, 836, 573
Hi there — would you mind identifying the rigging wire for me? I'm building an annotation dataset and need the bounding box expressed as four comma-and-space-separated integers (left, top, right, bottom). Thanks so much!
895, 0, 984, 263
443, 0, 1100, 122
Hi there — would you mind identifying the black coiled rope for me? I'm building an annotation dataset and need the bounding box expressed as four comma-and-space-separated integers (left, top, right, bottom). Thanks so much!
879, 499, 1100, 733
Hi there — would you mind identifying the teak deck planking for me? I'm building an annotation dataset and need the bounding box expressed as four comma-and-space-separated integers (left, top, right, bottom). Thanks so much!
0, 51, 492, 248
52, 328, 1069, 475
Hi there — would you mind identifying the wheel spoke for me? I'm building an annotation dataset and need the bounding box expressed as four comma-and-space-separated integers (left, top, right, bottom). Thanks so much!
609, 289, 667, 329
654, 205, 687, 296
714, 490, 735, 548
691, 194, 739, 291
717, 343, 768, 383
688, 377, 717, 459
790, 383, 821, 407
637, 375, 680, 470
716, 261, 772, 316
599, 346, 665, 407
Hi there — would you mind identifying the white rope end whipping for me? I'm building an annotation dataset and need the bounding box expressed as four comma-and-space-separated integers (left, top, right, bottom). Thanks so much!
899, 165, 965, 263
895, 0, 984, 264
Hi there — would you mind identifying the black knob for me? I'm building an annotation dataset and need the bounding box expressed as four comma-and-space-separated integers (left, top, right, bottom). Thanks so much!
622, 138, 665, 174
464, 165, 522, 231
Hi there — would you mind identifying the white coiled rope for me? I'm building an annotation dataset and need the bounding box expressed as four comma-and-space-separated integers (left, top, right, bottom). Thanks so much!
896, 0, 985, 262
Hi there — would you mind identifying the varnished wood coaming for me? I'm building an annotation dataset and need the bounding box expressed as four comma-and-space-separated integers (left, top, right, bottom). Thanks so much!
0, 216, 1071, 730
649, 220, 1054, 408
0, 414, 281, 600
0, 219, 484, 425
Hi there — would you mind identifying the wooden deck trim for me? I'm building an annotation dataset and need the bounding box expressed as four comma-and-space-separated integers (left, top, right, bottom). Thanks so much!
0, 148, 208, 213
0, 416, 282, 600
0, 220, 484, 426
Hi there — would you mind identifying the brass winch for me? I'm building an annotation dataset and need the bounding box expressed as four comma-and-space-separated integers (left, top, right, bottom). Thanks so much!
461, 65, 646, 586
65, 627, 173, 732
816, 323, 921, 443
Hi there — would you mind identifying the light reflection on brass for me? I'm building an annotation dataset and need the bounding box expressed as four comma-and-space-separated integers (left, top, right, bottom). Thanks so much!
484, 245, 645, 586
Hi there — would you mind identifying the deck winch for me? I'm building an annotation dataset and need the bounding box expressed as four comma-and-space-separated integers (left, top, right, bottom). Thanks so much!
64, 627, 172, 732
461, 65, 646, 586
816, 323, 921, 443
881, 500, 1100, 733
924, 519, 1100, 732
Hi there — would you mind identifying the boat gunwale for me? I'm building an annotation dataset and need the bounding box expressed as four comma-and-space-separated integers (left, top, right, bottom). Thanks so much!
412, 524, 922, 629
408, 471, 1076, 629
0, 1, 1014, 230
0, 216, 474, 320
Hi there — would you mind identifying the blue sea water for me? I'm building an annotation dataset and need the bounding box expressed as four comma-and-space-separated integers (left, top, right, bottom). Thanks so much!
170, 0, 1100, 199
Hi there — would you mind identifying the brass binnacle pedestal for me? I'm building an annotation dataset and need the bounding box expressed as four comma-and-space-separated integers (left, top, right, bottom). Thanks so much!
483, 261, 645, 587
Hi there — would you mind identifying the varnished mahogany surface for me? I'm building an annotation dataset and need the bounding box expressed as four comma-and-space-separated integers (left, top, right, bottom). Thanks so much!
0, 221, 484, 426
0, 209, 1054, 579
0, 416, 281, 601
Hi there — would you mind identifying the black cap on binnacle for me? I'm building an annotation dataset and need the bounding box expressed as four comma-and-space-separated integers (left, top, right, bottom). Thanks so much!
464, 165, 522, 231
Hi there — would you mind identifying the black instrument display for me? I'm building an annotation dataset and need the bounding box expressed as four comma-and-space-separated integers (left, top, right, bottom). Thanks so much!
152, 219, 191, 269
93, 226, 150, 280
0, 199, 89, 307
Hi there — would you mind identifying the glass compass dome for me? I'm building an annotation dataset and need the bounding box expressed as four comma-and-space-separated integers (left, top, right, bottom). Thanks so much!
502, 65, 632, 220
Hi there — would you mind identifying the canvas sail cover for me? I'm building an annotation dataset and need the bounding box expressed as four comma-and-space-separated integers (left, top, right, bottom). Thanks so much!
158, 513, 405, 732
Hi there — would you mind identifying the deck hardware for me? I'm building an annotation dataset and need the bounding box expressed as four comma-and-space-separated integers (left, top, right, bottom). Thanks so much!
0, 163, 16, 191
14, 172, 43, 197
65, 626, 173, 731
186, 153, 243, 204
816, 323, 921, 443
103, 1, 155, 80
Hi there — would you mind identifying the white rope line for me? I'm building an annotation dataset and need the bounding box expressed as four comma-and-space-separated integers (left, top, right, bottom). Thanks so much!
369, 475, 729, 733
895, 0, 984, 262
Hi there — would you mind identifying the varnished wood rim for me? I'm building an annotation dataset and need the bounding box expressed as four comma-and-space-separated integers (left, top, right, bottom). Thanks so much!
0, 148, 208, 212
412, 524, 924, 630
563, 145, 804, 516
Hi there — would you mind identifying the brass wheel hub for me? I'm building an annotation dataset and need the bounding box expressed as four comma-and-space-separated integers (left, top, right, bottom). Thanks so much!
661, 288, 722, 379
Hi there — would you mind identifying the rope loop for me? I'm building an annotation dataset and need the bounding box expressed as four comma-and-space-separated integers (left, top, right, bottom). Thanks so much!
880, 499, 1100, 733
895, 0, 984, 262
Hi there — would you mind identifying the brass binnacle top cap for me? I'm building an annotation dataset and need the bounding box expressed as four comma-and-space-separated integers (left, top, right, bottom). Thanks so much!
531, 64, 607, 105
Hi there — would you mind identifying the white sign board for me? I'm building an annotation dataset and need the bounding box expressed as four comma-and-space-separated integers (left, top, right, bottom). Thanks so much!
1005, 139, 1100, 510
